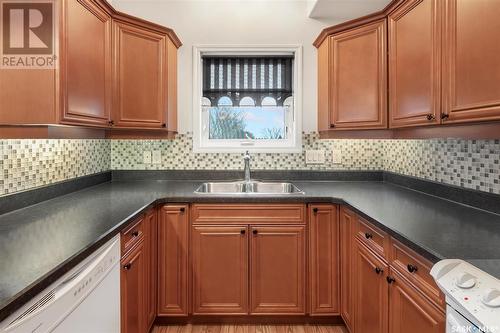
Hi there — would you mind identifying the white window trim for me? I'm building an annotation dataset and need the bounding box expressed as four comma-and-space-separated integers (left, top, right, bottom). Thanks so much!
192, 45, 303, 153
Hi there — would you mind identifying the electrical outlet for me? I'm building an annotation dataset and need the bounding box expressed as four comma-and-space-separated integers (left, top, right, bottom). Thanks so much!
143, 151, 152, 164
306, 150, 325, 164
152, 150, 162, 164
332, 149, 342, 164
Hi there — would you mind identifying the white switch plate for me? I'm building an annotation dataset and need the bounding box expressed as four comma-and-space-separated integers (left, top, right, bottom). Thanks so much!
143, 151, 152, 164
306, 150, 325, 164
152, 150, 162, 164
332, 149, 342, 164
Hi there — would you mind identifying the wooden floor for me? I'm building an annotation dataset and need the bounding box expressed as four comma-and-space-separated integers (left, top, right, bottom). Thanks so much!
152, 325, 348, 333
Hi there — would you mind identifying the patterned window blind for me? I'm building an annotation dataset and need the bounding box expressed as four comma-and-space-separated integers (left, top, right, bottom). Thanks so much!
202, 56, 293, 106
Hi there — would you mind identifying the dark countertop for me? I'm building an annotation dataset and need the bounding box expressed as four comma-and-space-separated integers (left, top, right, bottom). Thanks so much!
1, 179, 500, 321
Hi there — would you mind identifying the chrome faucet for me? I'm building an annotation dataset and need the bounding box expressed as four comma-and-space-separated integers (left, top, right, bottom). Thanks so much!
243, 150, 252, 183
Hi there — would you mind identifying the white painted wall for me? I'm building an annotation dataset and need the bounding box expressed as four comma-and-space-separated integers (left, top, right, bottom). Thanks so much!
112, 0, 339, 133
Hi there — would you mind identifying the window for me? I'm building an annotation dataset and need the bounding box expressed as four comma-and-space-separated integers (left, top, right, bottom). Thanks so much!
193, 46, 302, 152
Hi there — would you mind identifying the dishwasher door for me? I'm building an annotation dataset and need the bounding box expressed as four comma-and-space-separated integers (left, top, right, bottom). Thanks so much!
0, 235, 121, 333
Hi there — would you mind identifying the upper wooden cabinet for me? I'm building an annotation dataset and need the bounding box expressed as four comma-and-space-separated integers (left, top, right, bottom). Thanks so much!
60, 0, 112, 127
318, 20, 388, 131
442, 0, 500, 123
111, 20, 177, 130
388, 0, 441, 128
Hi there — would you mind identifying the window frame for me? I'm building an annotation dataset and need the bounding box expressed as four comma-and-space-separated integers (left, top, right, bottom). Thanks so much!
192, 45, 303, 153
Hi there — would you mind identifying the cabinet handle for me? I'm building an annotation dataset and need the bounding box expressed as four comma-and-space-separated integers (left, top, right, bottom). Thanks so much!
179, 207, 185, 212
131, 231, 139, 237
329, 124, 335, 128
240, 229, 246, 235
441, 113, 449, 120
123, 263, 132, 270
407, 264, 418, 273
374, 267, 383, 275
426, 114, 436, 121
364, 232, 373, 239
161, 123, 167, 128
386, 276, 395, 284
313, 207, 318, 214
253, 229, 258, 235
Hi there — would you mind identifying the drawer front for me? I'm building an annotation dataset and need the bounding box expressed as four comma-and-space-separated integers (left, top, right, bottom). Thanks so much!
121, 215, 145, 255
355, 216, 390, 260
191, 204, 305, 225
391, 239, 445, 310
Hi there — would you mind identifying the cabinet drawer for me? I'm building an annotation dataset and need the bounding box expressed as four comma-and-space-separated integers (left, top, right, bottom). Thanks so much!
355, 216, 390, 260
191, 204, 305, 225
390, 239, 445, 310
121, 215, 145, 255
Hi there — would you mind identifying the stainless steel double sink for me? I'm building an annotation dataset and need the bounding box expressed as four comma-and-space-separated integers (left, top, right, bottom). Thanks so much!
194, 181, 304, 195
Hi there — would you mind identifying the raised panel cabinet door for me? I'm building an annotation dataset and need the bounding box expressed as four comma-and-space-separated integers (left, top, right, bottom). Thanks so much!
442, 0, 500, 123
389, 0, 442, 128
250, 226, 306, 314
191, 226, 249, 314
309, 204, 339, 315
61, 0, 111, 126
330, 19, 387, 130
113, 21, 166, 128
144, 209, 157, 330
354, 240, 389, 333
157, 205, 188, 316
340, 207, 355, 331
389, 269, 445, 333
121, 241, 146, 333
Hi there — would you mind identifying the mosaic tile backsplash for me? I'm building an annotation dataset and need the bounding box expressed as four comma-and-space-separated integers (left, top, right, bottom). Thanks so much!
1, 134, 499, 196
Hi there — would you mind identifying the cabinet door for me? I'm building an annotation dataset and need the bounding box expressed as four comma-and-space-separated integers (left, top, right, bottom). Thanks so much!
144, 209, 157, 330
250, 226, 306, 314
388, 0, 441, 128
442, 0, 500, 123
354, 240, 389, 333
61, 0, 111, 126
113, 21, 166, 128
191, 226, 249, 314
121, 241, 146, 333
158, 205, 188, 316
340, 207, 355, 331
389, 269, 445, 333
329, 20, 387, 130
309, 205, 339, 315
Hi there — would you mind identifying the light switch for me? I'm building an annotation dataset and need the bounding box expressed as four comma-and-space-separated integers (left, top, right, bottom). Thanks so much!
306, 150, 325, 164
152, 150, 162, 164
143, 151, 152, 164
332, 149, 342, 164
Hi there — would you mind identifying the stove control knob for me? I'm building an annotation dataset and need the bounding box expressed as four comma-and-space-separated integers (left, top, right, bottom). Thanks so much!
482, 288, 500, 308
455, 272, 477, 289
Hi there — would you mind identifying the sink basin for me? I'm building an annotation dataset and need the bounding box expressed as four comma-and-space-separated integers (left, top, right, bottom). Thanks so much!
194, 181, 304, 195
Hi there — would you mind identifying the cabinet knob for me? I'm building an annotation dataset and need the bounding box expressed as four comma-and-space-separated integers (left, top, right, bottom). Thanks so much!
386, 276, 395, 284
441, 113, 449, 120
313, 207, 318, 214
329, 124, 335, 128
240, 229, 246, 235
364, 232, 373, 239
180, 207, 185, 212
374, 267, 383, 275
123, 263, 132, 270
253, 229, 258, 235
131, 231, 139, 237
161, 123, 167, 128
108, 120, 114, 126
426, 114, 436, 121
407, 264, 418, 273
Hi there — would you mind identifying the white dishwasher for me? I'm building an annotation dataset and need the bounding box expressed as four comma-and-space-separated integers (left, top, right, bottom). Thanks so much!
0, 235, 121, 333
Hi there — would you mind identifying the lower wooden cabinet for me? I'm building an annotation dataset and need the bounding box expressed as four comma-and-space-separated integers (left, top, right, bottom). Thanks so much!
354, 240, 389, 333
309, 204, 339, 315
144, 209, 157, 330
250, 226, 306, 314
340, 207, 355, 330
191, 226, 249, 314
121, 240, 146, 333
157, 204, 189, 316
388, 269, 445, 333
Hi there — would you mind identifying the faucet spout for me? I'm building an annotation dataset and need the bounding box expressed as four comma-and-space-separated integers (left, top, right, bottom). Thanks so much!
243, 150, 251, 183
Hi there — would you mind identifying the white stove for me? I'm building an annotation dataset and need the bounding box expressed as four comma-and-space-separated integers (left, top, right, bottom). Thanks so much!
431, 259, 500, 333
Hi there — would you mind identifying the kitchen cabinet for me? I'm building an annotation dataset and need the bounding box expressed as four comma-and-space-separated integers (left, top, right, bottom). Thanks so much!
354, 239, 389, 333
158, 204, 189, 316
442, 0, 500, 123
144, 209, 157, 330
121, 240, 146, 333
317, 19, 387, 131
309, 204, 339, 315
191, 226, 248, 314
388, 269, 445, 333
340, 207, 355, 331
388, 0, 441, 128
250, 226, 306, 314
60, 0, 112, 127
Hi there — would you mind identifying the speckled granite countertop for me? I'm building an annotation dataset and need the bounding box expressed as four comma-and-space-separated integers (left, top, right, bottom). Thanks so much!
1, 179, 500, 321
